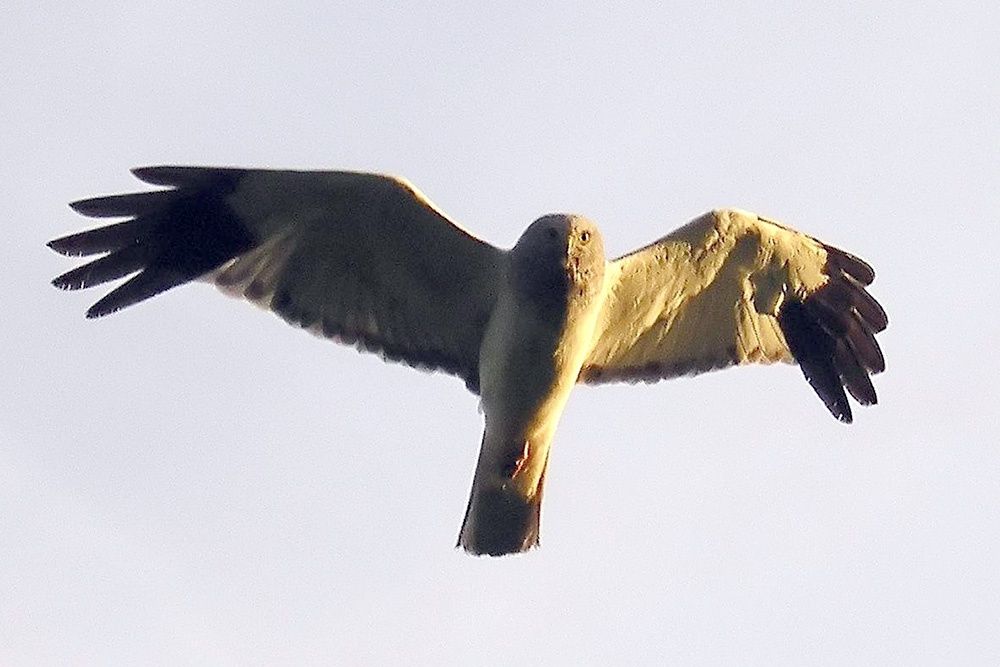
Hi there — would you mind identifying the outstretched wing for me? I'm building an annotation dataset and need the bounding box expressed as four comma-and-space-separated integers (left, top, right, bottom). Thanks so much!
580, 209, 887, 422
49, 167, 505, 391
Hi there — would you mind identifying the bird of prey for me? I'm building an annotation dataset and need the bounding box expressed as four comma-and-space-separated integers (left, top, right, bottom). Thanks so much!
49, 167, 888, 556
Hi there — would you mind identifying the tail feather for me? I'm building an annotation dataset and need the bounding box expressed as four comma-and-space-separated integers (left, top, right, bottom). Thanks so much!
457, 440, 550, 557
458, 484, 543, 556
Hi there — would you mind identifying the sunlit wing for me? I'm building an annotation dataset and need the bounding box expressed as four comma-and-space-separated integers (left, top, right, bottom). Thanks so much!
49, 167, 505, 391
579, 209, 888, 422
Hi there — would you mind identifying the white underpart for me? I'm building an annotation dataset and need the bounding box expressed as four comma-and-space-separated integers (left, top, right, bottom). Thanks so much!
476, 262, 608, 500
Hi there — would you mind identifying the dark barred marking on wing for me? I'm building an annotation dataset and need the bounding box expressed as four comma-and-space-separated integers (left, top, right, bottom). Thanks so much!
578, 350, 743, 384
269, 286, 483, 392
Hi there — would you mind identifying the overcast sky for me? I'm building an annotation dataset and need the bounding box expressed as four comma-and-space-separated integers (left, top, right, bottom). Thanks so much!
2, 2, 998, 664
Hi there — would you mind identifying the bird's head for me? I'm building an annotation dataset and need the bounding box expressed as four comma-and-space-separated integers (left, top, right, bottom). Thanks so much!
511, 214, 605, 306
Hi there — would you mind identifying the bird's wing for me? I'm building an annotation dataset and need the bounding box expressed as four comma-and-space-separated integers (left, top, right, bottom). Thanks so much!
49, 167, 505, 391
580, 209, 887, 422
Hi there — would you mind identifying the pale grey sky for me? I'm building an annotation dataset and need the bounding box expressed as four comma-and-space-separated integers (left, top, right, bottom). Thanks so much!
2, 1, 998, 664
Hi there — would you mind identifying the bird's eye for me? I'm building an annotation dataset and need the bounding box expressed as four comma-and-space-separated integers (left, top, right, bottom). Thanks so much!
580, 230, 591, 243
546, 228, 559, 240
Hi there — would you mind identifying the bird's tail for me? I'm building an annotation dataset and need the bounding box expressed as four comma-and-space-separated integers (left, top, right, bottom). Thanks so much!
457, 433, 550, 557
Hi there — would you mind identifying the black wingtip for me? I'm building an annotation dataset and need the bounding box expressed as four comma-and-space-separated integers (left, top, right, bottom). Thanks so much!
825, 245, 876, 285
776, 235, 889, 422
130, 165, 244, 187
81, 274, 153, 318
47, 235, 79, 256
818, 377, 853, 424
68, 197, 117, 218
52, 272, 77, 291
85, 305, 110, 319
51, 274, 73, 290
778, 299, 855, 423
130, 166, 188, 186
50, 166, 256, 317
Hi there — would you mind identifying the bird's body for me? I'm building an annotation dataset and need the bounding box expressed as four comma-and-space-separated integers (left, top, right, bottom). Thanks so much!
461, 215, 607, 554
49, 167, 888, 556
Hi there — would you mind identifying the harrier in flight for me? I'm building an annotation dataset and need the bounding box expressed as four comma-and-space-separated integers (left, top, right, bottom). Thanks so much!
49, 167, 888, 556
